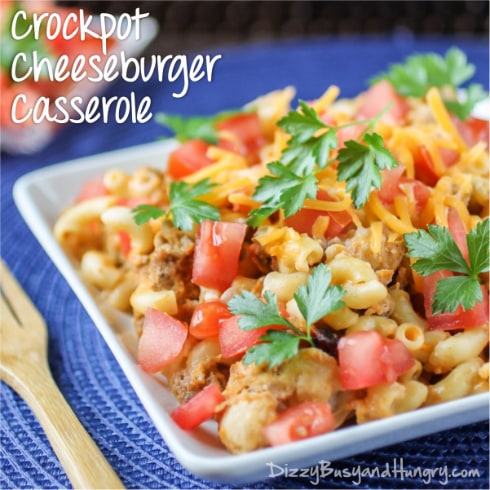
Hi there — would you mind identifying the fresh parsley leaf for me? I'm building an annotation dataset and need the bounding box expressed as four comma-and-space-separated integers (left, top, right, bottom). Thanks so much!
294, 264, 345, 328
467, 219, 490, 274
444, 84, 488, 121
244, 331, 301, 368
168, 179, 220, 230
155, 109, 245, 144
252, 161, 319, 218
155, 114, 219, 144
404, 218, 489, 313
132, 204, 165, 225
432, 275, 483, 315
132, 178, 220, 231
228, 290, 295, 331
403, 225, 471, 276
247, 205, 280, 228
278, 101, 328, 142
337, 132, 398, 208
372, 47, 487, 120
443, 47, 476, 87
228, 264, 345, 367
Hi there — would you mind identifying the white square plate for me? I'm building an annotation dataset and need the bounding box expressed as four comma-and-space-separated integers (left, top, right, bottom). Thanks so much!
13, 138, 489, 484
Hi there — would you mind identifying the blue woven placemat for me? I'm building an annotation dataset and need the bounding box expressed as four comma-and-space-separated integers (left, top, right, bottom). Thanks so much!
1, 36, 489, 489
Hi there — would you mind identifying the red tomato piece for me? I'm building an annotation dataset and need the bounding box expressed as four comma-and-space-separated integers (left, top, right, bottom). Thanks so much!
284, 189, 353, 239
47, 22, 115, 57
189, 300, 232, 339
382, 337, 416, 381
192, 220, 247, 292
75, 175, 108, 202
338, 330, 414, 390
137, 309, 188, 374
335, 124, 366, 149
413, 145, 440, 187
378, 166, 431, 215
423, 271, 489, 330
357, 80, 410, 125
167, 139, 214, 179
216, 112, 265, 162
438, 147, 459, 167
171, 383, 225, 430
263, 402, 335, 446
447, 206, 469, 261
413, 144, 460, 187
116, 197, 153, 208
410, 179, 431, 213
219, 315, 269, 358
378, 166, 406, 204
454, 116, 489, 148
118, 231, 132, 257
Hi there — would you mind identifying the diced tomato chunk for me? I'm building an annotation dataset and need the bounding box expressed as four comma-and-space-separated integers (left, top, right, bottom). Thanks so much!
423, 271, 489, 330
75, 175, 108, 202
413, 145, 440, 187
378, 166, 406, 204
447, 206, 469, 261
378, 166, 431, 215
116, 197, 153, 208
338, 330, 414, 389
189, 300, 232, 339
453, 116, 489, 148
137, 309, 188, 374
335, 124, 366, 148
357, 80, 410, 125
410, 179, 431, 213
171, 383, 225, 430
219, 315, 269, 358
263, 402, 335, 446
284, 189, 353, 239
192, 220, 247, 292
413, 143, 460, 187
118, 231, 131, 257
216, 112, 265, 162
167, 139, 214, 179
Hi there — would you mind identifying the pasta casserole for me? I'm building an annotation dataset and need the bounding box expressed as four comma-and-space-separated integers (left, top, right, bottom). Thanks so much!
54, 48, 489, 453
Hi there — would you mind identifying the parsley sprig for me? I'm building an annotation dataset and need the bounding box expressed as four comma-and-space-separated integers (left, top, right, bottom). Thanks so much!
247, 101, 398, 226
155, 109, 246, 144
404, 218, 489, 314
372, 47, 488, 120
132, 179, 220, 231
337, 132, 399, 209
227, 263, 345, 367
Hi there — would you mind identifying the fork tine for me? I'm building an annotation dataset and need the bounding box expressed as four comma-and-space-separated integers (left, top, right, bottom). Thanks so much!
0, 288, 22, 328
0, 260, 45, 328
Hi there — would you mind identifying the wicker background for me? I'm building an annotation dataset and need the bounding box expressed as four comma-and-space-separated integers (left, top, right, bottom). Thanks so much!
59, 1, 489, 54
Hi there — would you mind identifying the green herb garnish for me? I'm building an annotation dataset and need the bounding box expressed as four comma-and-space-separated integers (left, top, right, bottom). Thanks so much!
155, 109, 247, 144
228, 263, 345, 367
404, 218, 489, 314
132, 179, 220, 231
372, 47, 488, 120
247, 101, 398, 226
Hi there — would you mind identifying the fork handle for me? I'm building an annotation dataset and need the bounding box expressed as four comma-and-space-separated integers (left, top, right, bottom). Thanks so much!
9, 364, 125, 489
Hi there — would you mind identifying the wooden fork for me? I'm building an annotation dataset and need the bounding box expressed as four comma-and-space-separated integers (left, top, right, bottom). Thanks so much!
0, 260, 125, 489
